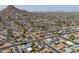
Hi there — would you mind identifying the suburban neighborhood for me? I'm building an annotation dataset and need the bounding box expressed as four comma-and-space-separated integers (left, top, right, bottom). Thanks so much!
0, 5, 79, 53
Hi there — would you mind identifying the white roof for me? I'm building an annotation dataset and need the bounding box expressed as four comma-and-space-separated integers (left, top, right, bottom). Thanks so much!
66, 41, 73, 45
64, 48, 73, 53
46, 38, 53, 42
27, 47, 32, 52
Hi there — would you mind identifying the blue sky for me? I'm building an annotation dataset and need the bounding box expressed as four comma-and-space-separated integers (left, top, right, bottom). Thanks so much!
0, 5, 79, 12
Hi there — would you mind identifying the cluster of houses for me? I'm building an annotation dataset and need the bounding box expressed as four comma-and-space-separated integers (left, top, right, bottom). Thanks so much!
0, 25, 79, 53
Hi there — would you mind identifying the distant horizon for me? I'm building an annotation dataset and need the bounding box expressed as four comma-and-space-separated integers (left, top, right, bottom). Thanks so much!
1, 5, 79, 12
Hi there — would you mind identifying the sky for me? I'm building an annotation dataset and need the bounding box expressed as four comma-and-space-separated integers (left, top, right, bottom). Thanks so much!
0, 5, 79, 12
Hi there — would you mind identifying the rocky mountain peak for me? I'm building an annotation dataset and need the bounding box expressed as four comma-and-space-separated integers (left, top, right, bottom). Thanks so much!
5, 5, 18, 10
0, 5, 30, 17
3, 5, 20, 12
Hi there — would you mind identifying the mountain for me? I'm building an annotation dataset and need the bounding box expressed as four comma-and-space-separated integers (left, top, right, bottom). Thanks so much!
0, 5, 31, 17
3, 5, 20, 12
0, 5, 34, 30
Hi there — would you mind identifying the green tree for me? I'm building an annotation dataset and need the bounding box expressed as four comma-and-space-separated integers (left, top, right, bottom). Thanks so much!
69, 34, 75, 40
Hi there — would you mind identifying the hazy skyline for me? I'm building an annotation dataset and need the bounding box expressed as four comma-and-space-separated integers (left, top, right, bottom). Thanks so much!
0, 5, 79, 12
